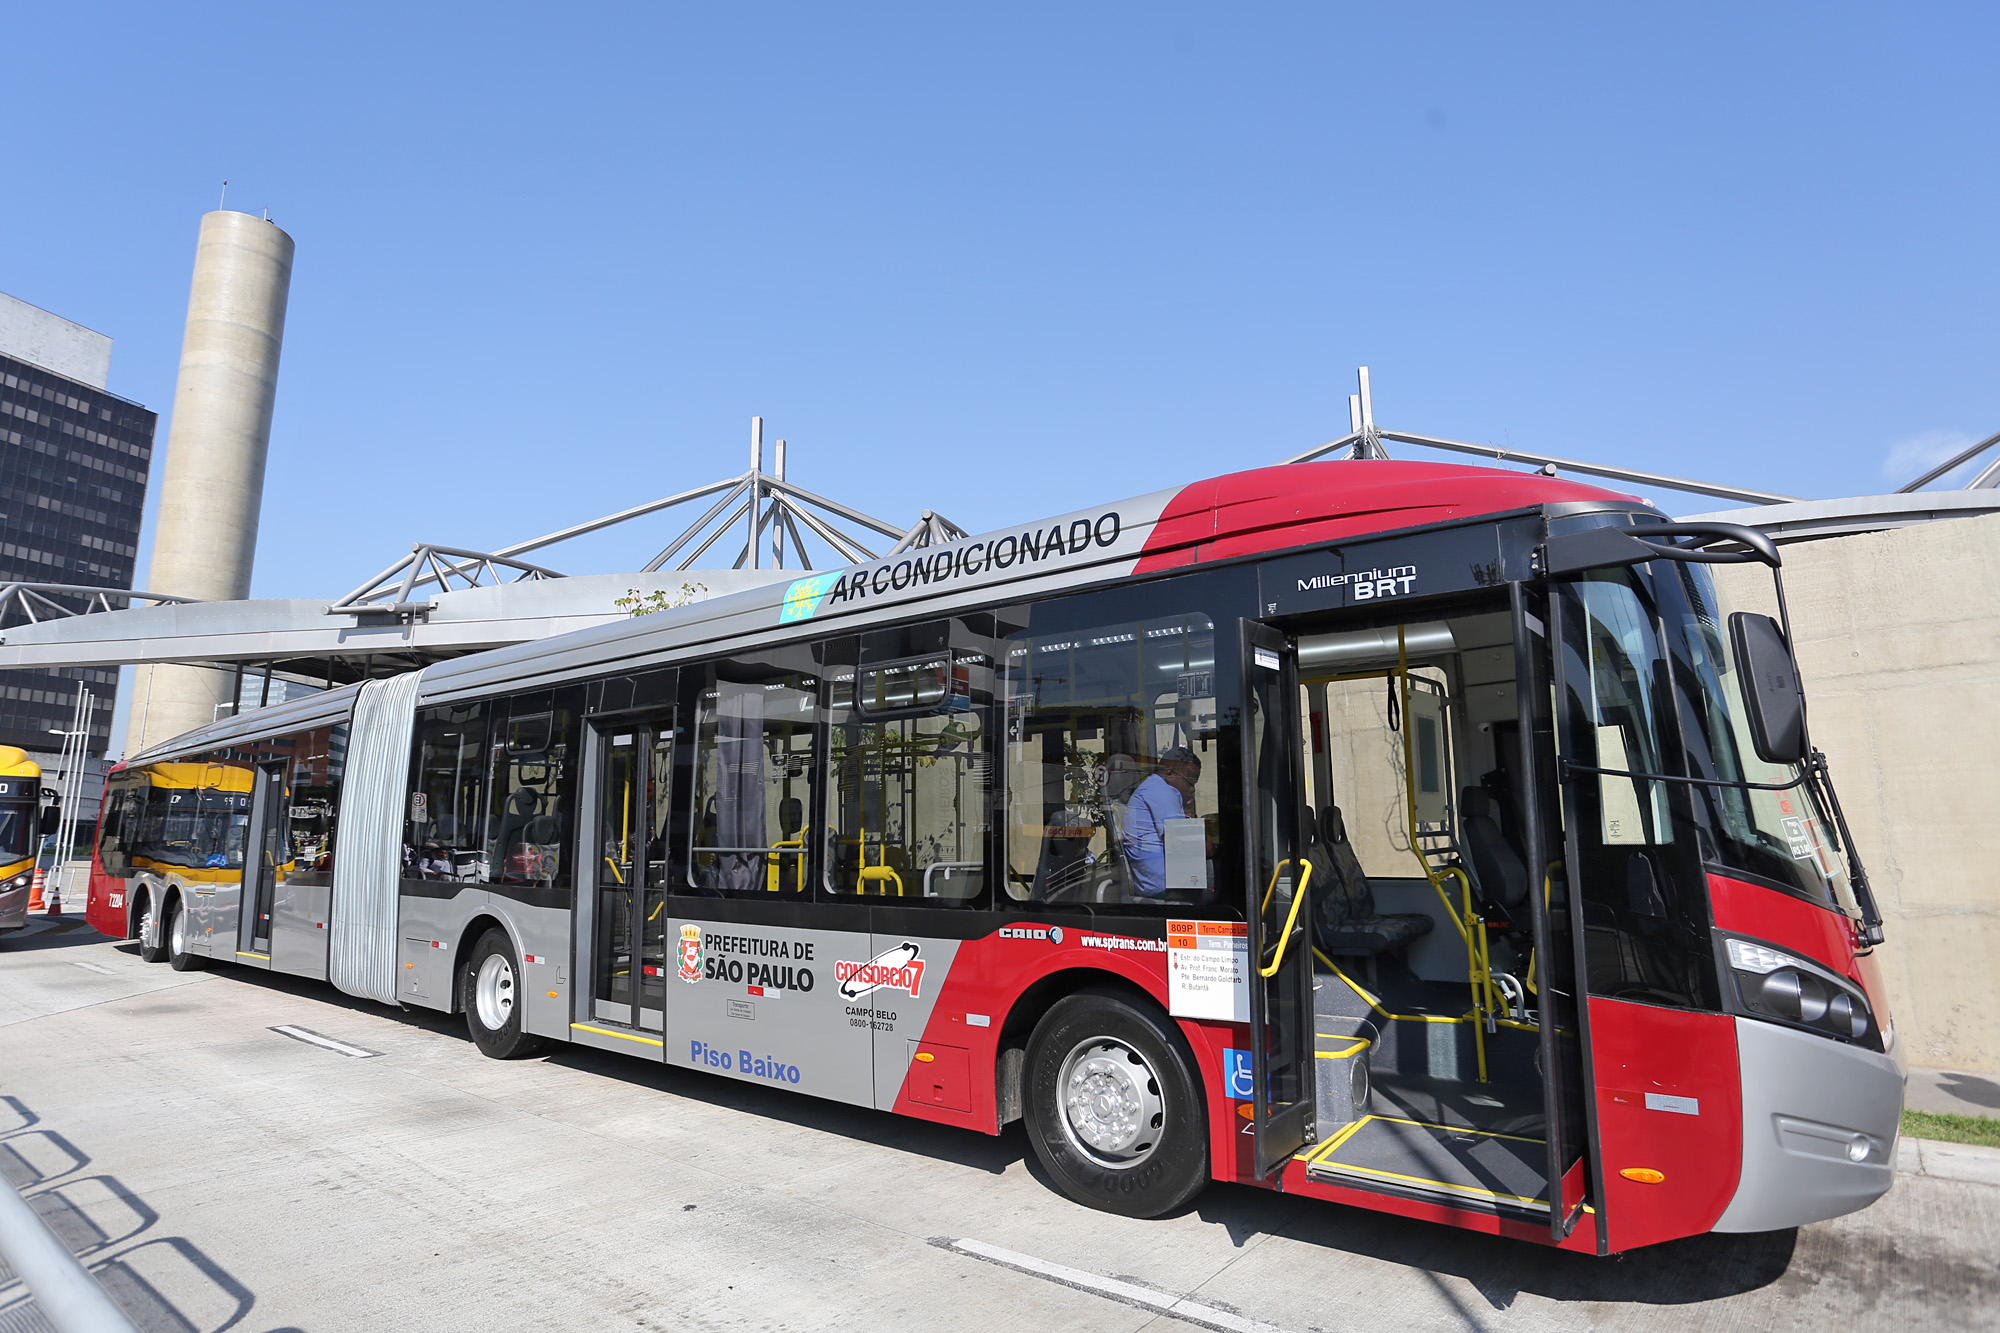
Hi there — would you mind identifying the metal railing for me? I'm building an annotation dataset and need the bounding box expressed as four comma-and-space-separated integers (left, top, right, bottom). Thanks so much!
0, 1175, 138, 1332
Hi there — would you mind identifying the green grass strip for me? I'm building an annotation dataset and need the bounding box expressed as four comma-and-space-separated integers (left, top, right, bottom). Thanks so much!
1902, 1109, 2000, 1148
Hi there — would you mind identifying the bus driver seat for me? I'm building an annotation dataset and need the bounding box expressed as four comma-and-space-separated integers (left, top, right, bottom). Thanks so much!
1460, 787, 1529, 922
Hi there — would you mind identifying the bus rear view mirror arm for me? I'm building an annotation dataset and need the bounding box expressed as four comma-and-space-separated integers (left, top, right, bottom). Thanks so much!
1536, 521, 1782, 577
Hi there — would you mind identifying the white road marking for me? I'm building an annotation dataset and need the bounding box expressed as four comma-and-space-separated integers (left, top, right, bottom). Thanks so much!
69, 961, 118, 975
937, 1237, 1289, 1333
269, 1025, 380, 1059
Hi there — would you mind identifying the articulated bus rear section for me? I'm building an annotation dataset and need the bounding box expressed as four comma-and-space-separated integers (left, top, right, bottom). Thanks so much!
87, 461, 1903, 1255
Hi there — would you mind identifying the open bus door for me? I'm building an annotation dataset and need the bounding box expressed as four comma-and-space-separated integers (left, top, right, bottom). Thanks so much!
1241, 620, 1317, 1176
1515, 580, 1596, 1243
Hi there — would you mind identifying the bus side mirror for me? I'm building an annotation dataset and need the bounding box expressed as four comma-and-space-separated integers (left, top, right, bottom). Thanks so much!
1729, 612, 1807, 764
40, 805, 60, 836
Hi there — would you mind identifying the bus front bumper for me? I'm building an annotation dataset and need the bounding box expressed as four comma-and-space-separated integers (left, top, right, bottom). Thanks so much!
1712, 1014, 1906, 1233
0, 876, 28, 932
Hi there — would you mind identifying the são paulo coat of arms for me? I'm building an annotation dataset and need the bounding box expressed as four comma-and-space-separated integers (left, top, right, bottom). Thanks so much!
677, 923, 704, 982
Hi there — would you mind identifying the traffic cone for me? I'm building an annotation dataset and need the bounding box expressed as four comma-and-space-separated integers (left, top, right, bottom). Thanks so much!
27, 868, 45, 913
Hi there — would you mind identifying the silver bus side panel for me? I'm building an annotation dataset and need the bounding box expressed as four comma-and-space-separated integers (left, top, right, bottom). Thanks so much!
271, 876, 332, 980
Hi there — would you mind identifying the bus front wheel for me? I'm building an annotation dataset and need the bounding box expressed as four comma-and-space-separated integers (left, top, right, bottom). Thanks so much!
461, 929, 547, 1060
1023, 989, 1209, 1219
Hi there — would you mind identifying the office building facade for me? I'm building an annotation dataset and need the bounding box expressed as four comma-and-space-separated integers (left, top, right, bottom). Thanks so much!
0, 293, 156, 756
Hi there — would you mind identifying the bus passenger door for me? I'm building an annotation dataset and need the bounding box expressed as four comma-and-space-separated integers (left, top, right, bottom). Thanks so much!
584, 716, 675, 1035
1533, 579, 1598, 1242
236, 763, 285, 962
1242, 621, 1316, 1175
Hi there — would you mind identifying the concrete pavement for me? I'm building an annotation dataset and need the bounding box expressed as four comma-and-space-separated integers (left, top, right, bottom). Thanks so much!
1908, 1066, 2000, 1118
2, 917, 1996, 1332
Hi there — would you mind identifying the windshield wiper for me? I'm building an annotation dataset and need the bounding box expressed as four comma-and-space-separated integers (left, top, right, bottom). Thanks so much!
1802, 748, 1885, 947
1562, 756, 1886, 948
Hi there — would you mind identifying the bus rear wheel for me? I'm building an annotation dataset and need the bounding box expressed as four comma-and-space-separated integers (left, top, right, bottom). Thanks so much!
461, 929, 547, 1060
1023, 989, 1209, 1219
137, 894, 169, 964
166, 899, 202, 972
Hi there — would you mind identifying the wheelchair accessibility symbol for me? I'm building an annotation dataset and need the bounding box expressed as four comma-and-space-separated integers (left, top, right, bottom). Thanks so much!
1224, 1048, 1255, 1101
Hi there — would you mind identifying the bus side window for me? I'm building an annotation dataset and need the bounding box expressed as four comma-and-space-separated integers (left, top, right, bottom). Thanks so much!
198, 759, 254, 872
484, 690, 582, 894
824, 650, 993, 905
1002, 613, 1220, 908
686, 660, 819, 897
285, 723, 344, 881
407, 703, 491, 883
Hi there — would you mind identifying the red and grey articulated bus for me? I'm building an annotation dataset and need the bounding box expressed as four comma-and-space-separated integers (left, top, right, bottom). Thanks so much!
88, 459, 1904, 1254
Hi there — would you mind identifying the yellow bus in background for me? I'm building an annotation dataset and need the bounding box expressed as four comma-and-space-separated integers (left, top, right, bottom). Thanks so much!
0, 746, 45, 933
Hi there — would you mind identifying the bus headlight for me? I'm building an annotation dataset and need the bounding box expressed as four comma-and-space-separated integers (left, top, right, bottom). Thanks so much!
1721, 934, 1879, 1049
3, 873, 28, 892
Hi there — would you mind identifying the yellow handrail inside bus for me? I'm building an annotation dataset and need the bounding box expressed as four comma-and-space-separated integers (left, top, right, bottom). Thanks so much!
1257, 859, 1313, 979
857, 840, 904, 896
1524, 861, 1563, 995
767, 831, 805, 892
1397, 625, 1492, 1081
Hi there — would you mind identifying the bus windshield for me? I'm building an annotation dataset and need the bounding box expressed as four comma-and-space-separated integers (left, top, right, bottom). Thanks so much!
0, 801, 32, 863
1659, 562, 1857, 915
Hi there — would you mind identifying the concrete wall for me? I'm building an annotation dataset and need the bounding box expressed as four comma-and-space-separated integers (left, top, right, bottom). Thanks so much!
1713, 511, 2000, 1073
130, 212, 294, 755
0, 290, 112, 389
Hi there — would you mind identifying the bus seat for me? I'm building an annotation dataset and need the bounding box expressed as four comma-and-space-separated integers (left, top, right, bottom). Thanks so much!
1310, 805, 1432, 960
1099, 799, 1134, 903
1102, 753, 1143, 805
1461, 787, 1529, 914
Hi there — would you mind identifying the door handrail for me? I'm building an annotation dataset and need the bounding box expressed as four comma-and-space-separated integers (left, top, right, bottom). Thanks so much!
1257, 859, 1313, 978
1395, 625, 1495, 1080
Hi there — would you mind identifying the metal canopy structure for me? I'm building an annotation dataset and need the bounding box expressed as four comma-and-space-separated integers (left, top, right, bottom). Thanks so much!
1893, 427, 2000, 493
0, 583, 198, 624
1286, 367, 2000, 542
0, 418, 970, 689
3, 392, 1997, 701
325, 417, 969, 618
1281, 367, 1803, 506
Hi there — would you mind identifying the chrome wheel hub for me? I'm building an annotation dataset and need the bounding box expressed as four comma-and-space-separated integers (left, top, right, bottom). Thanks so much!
170, 907, 186, 955
1057, 1037, 1165, 1168
475, 953, 516, 1032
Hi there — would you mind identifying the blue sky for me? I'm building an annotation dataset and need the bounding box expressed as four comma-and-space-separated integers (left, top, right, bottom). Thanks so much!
6, 2, 1998, 607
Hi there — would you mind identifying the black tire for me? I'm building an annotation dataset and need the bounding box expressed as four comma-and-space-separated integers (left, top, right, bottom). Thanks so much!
1023, 988, 1209, 1218
137, 892, 169, 963
461, 928, 547, 1059
166, 898, 203, 972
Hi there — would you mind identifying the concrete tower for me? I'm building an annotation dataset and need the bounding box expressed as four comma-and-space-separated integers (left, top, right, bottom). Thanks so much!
128, 211, 294, 754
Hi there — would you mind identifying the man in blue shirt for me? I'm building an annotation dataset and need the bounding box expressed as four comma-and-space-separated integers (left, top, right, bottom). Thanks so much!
1123, 746, 1201, 898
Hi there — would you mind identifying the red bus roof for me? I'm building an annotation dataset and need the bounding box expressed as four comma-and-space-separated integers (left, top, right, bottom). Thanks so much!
1135, 460, 1644, 572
